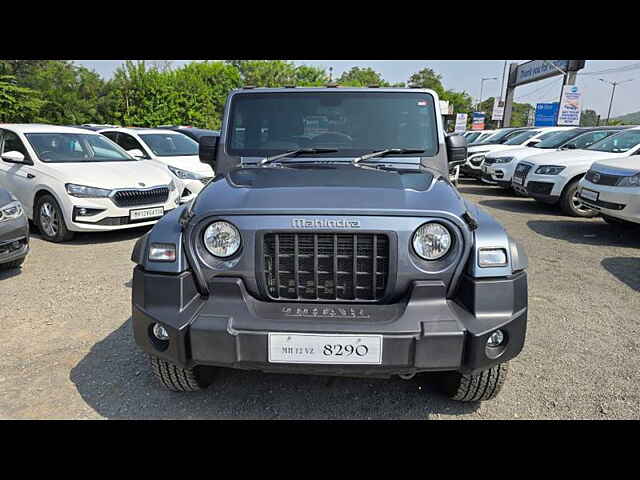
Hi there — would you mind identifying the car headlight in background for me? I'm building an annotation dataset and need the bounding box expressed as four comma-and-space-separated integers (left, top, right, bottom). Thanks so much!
203, 221, 241, 258
0, 201, 24, 223
412, 222, 452, 260
535, 165, 566, 175
493, 157, 514, 164
66, 183, 112, 198
616, 173, 640, 187
167, 165, 203, 181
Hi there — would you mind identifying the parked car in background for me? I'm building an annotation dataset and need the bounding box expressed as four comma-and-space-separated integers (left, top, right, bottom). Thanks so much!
0, 125, 179, 242
512, 127, 640, 217
482, 126, 628, 188
468, 130, 496, 145
578, 156, 640, 227
155, 125, 221, 143
464, 127, 566, 179
463, 130, 490, 144
0, 187, 29, 270
69, 124, 121, 132
98, 127, 214, 203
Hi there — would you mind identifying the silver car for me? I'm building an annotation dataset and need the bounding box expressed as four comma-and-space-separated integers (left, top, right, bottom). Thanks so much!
0, 187, 29, 270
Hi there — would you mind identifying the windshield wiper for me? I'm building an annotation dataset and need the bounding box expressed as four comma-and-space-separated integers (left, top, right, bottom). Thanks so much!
352, 148, 425, 165
260, 148, 338, 166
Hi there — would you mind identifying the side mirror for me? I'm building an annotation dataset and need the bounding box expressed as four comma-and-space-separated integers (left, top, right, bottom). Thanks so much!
446, 134, 467, 167
563, 143, 577, 150
526, 139, 542, 147
127, 149, 146, 159
1, 151, 26, 164
199, 136, 219, 169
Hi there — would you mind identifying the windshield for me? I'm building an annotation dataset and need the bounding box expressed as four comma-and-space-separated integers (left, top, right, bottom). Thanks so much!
533, 129, 581, 148
25, 133, 135, 163
586, 130, 640, 153
474, 129, 515, 145
471, 132, 493, 144
465, 132, 483, 143
139, 133, 199, 156
227, 91, 439, 158
503, 130, 542, 145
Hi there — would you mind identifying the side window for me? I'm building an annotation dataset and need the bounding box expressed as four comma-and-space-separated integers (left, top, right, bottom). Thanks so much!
1, 130, 30, 159
574, 131, 610, 149
116, 134, 148, 157
101, 131, 119, 143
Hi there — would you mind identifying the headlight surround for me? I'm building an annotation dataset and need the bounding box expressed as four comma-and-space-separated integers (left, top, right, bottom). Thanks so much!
412, 222, 452, 260
65, 183, 112, 198
493, 156, 514, 164
616, 173, 640, 187
203, 221, 241, 258
535, 165, 565, 175
167, 165, 203, 181
0, 201, 24, 223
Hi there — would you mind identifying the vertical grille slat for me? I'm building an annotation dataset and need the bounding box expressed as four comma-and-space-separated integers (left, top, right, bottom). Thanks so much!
263, 232, 389, 303
112, 186, 169, 208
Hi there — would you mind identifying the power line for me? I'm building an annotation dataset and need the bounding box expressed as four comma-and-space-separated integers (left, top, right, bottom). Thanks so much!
578, 62, 640, 76
514, 78, 564, 102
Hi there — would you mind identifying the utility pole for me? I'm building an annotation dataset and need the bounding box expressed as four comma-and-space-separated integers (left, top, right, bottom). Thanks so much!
497, 60, 508, 128
478, 77, 498, 116
600, 78, 634, 124
329, 66, 333, 83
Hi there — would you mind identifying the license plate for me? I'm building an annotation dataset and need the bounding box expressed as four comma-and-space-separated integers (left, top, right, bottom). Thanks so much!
514, 176, 523, 185
580, 188, 599, 202
129, 207, 164, 220
268, 333, 382, 365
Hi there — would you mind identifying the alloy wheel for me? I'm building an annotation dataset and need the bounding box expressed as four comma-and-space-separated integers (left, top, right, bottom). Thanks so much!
40, 202, 59, 237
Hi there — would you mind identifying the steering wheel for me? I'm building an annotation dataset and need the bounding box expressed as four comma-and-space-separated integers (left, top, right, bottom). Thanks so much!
39, 150, 55, 160
311, 132, 353, 144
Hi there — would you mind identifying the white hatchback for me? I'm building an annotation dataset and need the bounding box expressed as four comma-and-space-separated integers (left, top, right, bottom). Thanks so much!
99, 128, 214, 203
0, 124, 180, 242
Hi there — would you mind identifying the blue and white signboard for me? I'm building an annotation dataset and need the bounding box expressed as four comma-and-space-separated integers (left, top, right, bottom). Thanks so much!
557, 85, 582, 126
515, 60, 570, 87
535, 103, 559, 127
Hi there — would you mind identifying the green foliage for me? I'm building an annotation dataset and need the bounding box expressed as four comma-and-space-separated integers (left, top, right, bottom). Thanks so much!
0, 75, 44, 122
580, 109, 599, 126
408, 68, 445, 96
610, 110, 640, 125
337, 67, 389, 87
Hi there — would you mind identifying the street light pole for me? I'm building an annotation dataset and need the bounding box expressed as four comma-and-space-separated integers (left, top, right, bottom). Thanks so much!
600, 78, 634, 125
478, 77, 498, 126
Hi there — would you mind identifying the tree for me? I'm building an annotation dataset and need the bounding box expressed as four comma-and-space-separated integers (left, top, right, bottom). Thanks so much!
0, 75, 44, 122
580, 109, 599, 126
294, 65, 330, 86
227, 60, 297, 87
337, 67, 389, 87
407, 68, 445, 96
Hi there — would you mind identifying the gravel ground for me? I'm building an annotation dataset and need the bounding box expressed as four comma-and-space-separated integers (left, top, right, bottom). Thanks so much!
1, 178, 639, 419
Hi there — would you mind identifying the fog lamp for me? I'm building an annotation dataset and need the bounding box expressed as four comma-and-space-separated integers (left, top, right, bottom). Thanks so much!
478, 248, 507, 267
152, 323, 169, 341
149, 243, 176, 262
487, 330, 505, 348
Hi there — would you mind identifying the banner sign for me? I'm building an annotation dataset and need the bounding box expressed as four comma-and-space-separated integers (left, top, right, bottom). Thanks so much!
471, 112, 485, 130
557, 85, 582, 126
454, 113, 468, 133
492, 99, 505, 121
534, 103, 559, 127
514, 60, 570, 87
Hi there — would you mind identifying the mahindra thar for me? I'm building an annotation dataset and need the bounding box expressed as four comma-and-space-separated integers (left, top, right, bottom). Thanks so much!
131, 87, 528, 402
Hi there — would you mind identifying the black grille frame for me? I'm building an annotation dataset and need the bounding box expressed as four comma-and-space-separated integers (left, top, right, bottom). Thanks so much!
256, 231, 396, 303
585, 169, 621, 186
513, 163, 532, 183
111, 186, 170, 208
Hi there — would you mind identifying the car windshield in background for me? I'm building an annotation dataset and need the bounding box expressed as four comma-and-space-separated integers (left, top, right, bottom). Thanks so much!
586, 130, 640, 153
227, 91, 439, 158
139, 133, 199, 156
503, 130, 541, 145
25, 133, 135, 163
474, 129, 513, 144
465, 132, 482, 143
533, 129, 581, 148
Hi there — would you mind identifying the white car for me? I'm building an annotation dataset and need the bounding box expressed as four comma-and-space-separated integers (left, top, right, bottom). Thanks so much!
468, 130, 496, 145
0, 124, 180, 242
511, 127, 640, 217
98, 128, 214, 203
578, 158, 640, 226
466, 127, 572, 179
482, 127, 626, 188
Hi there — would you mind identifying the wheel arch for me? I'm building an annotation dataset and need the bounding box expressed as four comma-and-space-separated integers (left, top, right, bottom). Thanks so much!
33, 187, 68, 222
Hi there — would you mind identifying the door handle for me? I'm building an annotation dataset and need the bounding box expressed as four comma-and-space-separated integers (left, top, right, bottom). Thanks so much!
26, 173, 35, 179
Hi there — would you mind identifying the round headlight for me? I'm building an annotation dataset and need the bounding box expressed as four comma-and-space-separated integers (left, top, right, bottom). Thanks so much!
203, 221, 241, 258
412, 222, 452, 260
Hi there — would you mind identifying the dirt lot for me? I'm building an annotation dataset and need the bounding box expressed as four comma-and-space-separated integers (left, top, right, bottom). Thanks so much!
1, 178, 639, 419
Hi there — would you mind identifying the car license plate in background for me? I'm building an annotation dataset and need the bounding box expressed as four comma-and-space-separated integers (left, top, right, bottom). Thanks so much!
130, 207, 164, 220
268, 333, 382, 364
580, 188, 599, 202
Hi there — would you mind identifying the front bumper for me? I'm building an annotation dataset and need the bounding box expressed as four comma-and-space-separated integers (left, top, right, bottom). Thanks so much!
483, 162, 517, 187
132, 268, 528, 377
578, 179, 640, 224
0, 215, 29, 265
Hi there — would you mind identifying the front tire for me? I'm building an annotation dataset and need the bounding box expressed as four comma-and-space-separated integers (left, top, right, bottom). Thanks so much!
35, 194, 74, 242
439, 363, 509, 402
560, 179, 598, 218
150, 355, 215, 392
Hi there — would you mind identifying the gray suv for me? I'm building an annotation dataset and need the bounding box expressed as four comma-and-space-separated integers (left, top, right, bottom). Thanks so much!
131, 88, 529, 402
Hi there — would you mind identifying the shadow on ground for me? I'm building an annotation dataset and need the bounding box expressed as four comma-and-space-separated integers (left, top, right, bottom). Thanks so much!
0, 263, 23, 281
601, 257, 640, 292
457, 185, 514, 197
527, 219, 640, 248
70, 318, 480, 419
29, 224, 151, 246
479, 199, 561, 216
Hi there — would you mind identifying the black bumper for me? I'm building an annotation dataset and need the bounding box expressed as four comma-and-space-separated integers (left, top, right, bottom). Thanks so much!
0, 217, 29, 265
132, 267, 528, 377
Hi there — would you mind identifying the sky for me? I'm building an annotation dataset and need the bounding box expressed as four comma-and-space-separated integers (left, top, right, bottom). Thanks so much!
76, 60, 640, 118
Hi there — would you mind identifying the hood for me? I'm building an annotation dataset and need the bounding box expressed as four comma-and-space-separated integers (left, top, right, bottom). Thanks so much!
523, 149, 627, 167
193, 164, 468, 218
468, 144, 522, 155
153, 155, 214, 176
487, 146, 555, 162
0, 188, 15, 207
45, 160, 173, 189
591, 157, 640, 175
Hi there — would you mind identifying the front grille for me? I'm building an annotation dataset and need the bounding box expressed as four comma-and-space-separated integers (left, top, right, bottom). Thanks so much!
111, 187, 169, 208
585, 169, 620, 186
513, 163, 532, 182
263, 233, 389, 302
527, 181, 554, 195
